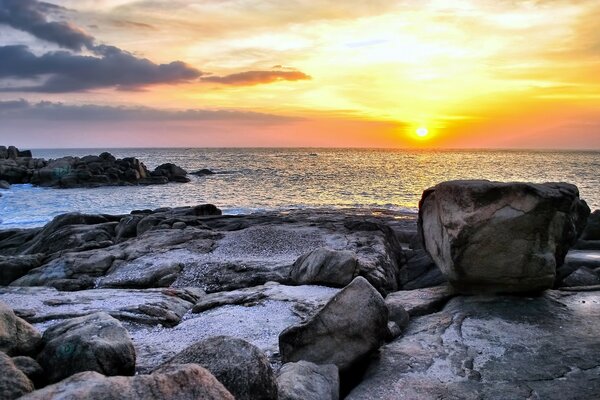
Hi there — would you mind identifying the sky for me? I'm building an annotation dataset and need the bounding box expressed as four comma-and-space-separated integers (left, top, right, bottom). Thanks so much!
0, 0, 599, 149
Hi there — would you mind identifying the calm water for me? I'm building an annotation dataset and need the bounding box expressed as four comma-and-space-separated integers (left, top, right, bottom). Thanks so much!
1, 148, 599, 229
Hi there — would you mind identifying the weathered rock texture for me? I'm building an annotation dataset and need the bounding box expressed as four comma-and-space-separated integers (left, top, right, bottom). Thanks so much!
0, 351, 34, 400
277, 361, 339, 400
279, 277, 388, 372
19, 364, 234, 400
290, 247, 358, 287
164, 336, 277, 400
419, 180, 590, 293
348, 290, 600, 400
37, 312, 136, 383
0, 300, 41, 356
0, 146, 190, 187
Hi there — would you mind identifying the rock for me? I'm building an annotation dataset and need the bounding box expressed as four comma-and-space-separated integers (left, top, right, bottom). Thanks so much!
0, 254, 45, 285
277, 361, 339, 400
164, 336, 277, 400
152, 163, 190, 183
37, 312, 136, 383
115, 215, 143, 241
0, 352, 34, 400
385, 296, 410, 330
11, 356, 45, 388
191, 168, 216, 176
581, 210, 600, 240
19, 364, 234, 400
385, 284, 455, 317
172, 221, 187, 229
0, 179, 9, 189
419, 180, 590, 293
0, 301, 42, 356
398, 248, 446, 289
0, 286, 203, 327
279, 277, 388, 372
561, 267, 600, 287
347, 290, 600, 400
290, 247, 358, 287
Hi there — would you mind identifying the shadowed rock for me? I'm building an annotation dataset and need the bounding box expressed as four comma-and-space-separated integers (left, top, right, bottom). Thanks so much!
277, 361, 339, 400
0, 301, 41, 356
37, 312, 136, 383
279, 277, 388, 372
0, 352, 34, 400
290, 247, 358, 287
419, 180, 590, 293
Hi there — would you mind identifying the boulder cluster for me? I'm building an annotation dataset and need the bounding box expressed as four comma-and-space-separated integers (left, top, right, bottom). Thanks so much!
0, 179, 599, 399
0, 146, 190, 188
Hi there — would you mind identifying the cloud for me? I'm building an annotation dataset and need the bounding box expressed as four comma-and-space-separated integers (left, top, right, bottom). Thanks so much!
0, 0, 95, 51
202, 70, 311, 86
0, 45, 202, 92
0, 99, 296, 122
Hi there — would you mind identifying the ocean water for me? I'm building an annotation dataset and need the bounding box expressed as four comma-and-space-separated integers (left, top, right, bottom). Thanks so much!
1, 148, 599, 229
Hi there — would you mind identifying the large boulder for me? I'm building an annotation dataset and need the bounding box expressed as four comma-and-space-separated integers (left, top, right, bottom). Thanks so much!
153, 163, 190, 183
0, 301, 41, 356
37, 312, 136, 383
277, 361, 339, 400
19, 364, 234, 400
0, 352, 34, 400
290, 247, 358, 287
0, 255, 45, 285
581, 210, 600, 240
163, 336, 277, 400
419, 180, 590, 293
279, 276, 388, 372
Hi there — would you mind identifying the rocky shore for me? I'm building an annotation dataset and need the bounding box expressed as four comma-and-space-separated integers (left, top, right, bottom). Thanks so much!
0, 146, 190, 188
1, 180, 600, 399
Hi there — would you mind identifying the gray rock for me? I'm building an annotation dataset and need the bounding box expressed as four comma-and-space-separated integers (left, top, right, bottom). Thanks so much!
290, 247, 358, 287
115, 215, 143, 241
37, 312, 136, 383
385, 284, 455, 317
0, 301, 41, 356
0, 352, 34, 400
385, 296, 410, 329
0, 254, 45, 285
561, 267, 600, 287
277, 361, 339, 400
0, 179, 9, 189
11, 356, 44, 388
279, 277, 388, 372
347, 290, 600, 400
0, 286, 202, 327
19, 364, 234, 400
419, 180, 590, 293
191, 168, 215, 176
164, 336, 277, 400
398, 248, 445, 290
581, 210, 600, 240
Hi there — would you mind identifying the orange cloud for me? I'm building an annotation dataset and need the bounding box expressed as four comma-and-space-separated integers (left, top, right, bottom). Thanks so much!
201, 70, 311, 86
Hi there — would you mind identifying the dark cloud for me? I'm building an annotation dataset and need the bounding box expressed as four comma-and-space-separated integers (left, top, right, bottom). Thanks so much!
0, 99, 296, 122
0, 45, 202, 92
0, 0, 95, 51
202, 70, 311, 86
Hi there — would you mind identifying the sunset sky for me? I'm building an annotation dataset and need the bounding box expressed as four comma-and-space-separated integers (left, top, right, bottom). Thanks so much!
0, 0, 599, 149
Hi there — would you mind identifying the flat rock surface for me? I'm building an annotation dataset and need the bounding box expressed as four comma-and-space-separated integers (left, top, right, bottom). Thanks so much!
385, 284, 455, 317
348, 290, 600, 400
0, 287, 201, 327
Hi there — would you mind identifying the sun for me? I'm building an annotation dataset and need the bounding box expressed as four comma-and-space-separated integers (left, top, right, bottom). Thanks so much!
416, 127, 429, 137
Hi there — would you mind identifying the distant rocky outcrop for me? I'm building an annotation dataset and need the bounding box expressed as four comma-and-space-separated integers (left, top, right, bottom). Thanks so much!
0, 146, 190, 188
419, 180, 590, 293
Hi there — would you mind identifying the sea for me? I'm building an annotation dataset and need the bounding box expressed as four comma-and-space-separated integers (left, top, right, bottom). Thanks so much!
1, 148, 599, 230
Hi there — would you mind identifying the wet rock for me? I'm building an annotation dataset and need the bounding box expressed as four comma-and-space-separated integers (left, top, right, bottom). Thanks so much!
191, 168, 215, 176
11, 356, 45, 388
19, 364, 234, 400
37, 312, 136, 383
385, 284, 455, 317
279, 277, 388, 372
164, 336, 277, 400
0, 352, 34, 400
277, 361, 339, 400
0, 301, 42, 356
419, 180, 590, 293
561, 267, 600, 287
152, 163, 190, 183
347, 290, 600, 400
290, 248, 358, 287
